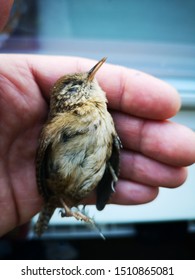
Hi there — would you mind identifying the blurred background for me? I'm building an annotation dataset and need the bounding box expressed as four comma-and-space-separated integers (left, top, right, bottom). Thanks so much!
0, 0, 195, 259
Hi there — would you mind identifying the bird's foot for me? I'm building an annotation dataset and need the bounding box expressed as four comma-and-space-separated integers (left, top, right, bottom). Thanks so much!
59, 199, 105, 240
59, 199, 92, 223
59, 209, 66, 217
72, 210, 92, 223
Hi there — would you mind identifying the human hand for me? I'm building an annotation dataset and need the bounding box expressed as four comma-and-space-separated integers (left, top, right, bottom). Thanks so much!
0, 54, 195, 236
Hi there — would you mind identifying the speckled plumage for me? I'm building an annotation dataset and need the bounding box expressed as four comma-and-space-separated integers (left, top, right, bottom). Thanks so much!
34, 58, 121, 236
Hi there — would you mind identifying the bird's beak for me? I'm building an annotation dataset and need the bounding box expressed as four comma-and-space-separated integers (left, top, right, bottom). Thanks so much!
87, 57, 107, 81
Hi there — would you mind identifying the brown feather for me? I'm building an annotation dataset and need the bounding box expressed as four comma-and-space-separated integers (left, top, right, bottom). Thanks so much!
35, 58, 121, 235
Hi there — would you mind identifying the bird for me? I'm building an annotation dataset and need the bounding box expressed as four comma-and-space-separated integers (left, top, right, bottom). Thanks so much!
34, 58, 121, 236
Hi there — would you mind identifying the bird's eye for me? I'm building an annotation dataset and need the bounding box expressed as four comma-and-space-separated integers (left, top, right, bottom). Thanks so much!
69, 85, 80, 93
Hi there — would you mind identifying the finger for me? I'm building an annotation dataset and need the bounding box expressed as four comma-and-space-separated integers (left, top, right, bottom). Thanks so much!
96, 63, 181, 120
110, 179, 159, 205
113, 112, 195, 166
28, 55, 181, 120
83, 179, 159, 206
120, 150, 187, 188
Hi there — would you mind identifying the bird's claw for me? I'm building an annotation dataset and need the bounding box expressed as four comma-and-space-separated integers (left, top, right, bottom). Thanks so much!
59, 209, 66, 217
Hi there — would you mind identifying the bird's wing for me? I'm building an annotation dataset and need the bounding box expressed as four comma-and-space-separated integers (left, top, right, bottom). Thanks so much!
35, 115, 88, 201
36, 131, 54, 201
96, 134, 121, 211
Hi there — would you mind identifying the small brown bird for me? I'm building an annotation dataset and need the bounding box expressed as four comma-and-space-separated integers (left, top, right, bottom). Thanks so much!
34, 58, 121, 236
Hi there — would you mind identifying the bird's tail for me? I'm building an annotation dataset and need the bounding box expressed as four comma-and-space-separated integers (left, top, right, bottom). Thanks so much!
34, 203, 55, 237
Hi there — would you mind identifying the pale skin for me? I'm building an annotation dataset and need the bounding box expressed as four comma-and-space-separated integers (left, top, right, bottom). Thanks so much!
1, 1, 195, 237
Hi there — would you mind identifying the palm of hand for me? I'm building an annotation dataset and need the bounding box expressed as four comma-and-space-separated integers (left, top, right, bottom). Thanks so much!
0, 60, 47, 234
